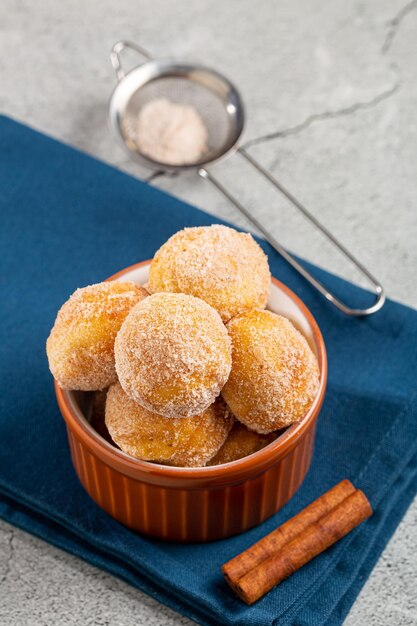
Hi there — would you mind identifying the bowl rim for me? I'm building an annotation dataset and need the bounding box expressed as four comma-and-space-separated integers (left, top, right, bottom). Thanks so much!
56, 260, 327, 484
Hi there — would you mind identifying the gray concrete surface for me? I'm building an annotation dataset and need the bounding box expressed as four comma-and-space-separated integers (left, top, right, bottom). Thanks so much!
0, 0, 416, 624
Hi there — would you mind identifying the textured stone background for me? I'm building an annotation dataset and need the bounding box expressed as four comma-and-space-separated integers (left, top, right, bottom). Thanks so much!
0, 0, 416, 624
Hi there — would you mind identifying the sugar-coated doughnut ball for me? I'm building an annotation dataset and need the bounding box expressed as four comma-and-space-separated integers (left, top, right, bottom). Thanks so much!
105, 382, 233, 466
46, 281, 148, 391
208, 422, 277, 465
148, 225, 271, 322
222, 309, 320, 433
115, 292, 232, 418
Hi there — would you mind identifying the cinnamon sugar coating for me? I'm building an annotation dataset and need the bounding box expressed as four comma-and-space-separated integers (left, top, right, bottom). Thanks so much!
148, 225, 271, 322
105, 382, 233, 466
222, 309, 320, 433
115, 292, 232, 418
46, 281, 148, 390
208, 421, 277, 465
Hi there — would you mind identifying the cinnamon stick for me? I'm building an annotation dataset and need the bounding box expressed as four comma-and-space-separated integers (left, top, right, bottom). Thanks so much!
222, 479, 355, 586
232, 489, 372, 605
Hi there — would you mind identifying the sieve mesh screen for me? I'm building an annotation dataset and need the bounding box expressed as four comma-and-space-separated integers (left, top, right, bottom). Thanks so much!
121, 76, 235, 167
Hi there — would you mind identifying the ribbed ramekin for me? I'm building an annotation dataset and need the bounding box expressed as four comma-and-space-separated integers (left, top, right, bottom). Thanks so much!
56, 261, 327, 542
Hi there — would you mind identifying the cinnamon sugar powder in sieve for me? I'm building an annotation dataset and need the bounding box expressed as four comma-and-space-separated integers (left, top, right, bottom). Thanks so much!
136, 98, 208, 165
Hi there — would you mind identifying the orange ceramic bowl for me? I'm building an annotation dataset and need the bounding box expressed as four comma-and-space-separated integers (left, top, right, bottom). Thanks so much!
56, 261, 327, 542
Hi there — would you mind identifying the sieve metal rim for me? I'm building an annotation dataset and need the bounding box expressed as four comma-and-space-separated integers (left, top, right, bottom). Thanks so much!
108, 58, 245, 173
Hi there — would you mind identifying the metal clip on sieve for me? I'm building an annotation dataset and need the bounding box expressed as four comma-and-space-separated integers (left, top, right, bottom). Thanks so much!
109, 40, 385, 317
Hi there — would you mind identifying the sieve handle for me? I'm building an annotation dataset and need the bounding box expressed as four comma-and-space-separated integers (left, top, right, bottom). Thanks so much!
198, 165, 385, 317
110, 40, 153, 81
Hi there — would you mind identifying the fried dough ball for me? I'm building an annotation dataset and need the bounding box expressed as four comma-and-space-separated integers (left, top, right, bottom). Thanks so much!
148, 225, 271, 322
208, 422, 277, 465
115, 292, 232, 418
46, 281, 148, 391
105, 382, 233, 467
222, 309, 320, 433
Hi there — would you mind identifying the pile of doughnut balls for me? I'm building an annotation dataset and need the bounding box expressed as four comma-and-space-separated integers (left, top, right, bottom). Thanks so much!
46, 225, 320, 467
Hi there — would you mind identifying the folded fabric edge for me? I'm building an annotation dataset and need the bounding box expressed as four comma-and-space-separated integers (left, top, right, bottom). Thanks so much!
289, 448, 417, 626
323, 451, 417, 626
270, 394, 417, 623
0, 479, 239, 626
0, 494, 214, 626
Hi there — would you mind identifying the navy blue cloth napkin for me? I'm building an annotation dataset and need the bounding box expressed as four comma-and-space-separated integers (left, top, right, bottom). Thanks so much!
1, 115, 416, 626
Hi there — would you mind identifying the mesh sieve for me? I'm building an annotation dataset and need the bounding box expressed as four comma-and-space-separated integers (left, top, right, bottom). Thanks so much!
108, 41, 385, 316
121, 77, 235, 167
109, 43, 244, 172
